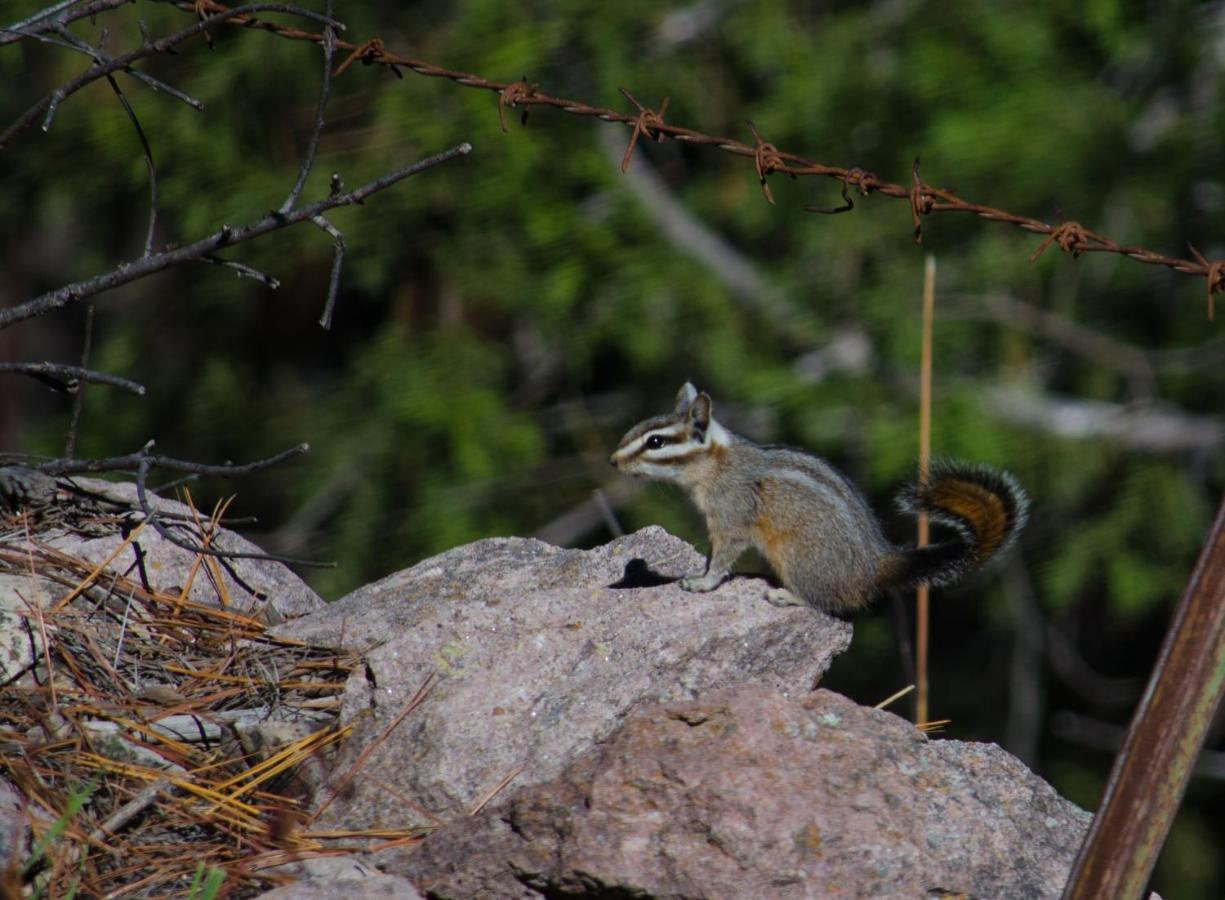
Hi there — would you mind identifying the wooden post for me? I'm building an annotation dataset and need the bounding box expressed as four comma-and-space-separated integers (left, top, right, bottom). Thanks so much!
1062, 493, 1225, 899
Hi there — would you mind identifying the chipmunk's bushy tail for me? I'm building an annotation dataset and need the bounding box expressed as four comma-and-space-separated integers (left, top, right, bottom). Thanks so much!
887, 460, 1029, 589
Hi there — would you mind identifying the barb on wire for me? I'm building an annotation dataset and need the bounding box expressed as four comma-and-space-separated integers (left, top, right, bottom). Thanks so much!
747, 120, 787, 205
908, 158, 935, 244
332, 36, 387, 77
1187, 244, 1222, 322
619, 88, 669, 173
1029, 221, 1094, 263
149, 0, 1221, 313
806, 175, 854, 215
498, 78, 536, 133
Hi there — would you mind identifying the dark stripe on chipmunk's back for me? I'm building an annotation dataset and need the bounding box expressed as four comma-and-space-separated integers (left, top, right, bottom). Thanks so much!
760, 445, 861, 502
927, 477, 1010, 560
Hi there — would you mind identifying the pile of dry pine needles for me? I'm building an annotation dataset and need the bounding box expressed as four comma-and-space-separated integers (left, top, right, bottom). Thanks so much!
0, 486, 411, 898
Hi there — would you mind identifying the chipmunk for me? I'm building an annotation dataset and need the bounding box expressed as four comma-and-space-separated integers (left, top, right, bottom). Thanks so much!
610, 382, 1028, 614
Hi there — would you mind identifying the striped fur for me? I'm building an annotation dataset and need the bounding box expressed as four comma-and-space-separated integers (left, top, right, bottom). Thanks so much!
891, 461, 1029, 588
611, 384, 1028, 613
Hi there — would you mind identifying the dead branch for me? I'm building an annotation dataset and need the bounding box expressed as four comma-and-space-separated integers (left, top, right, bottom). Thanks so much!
7, 441, 309, 477
0, 3, 341, 146
0, 0, 130, 47
0, 361, 146, 396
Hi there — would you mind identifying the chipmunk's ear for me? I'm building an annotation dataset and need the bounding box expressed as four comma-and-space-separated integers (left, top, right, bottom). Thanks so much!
687, 392, 712, 439
674, 382, 699, 414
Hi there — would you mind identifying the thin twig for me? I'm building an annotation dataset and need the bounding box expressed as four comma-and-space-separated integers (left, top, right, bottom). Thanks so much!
0, 0, 128, 45
1, 3, 341, 146
468, 766, 523, 816
311, 214, 345, 329
200, 254, 281, 288
89, 779, 173, 844
100, 74, 159, 257
279, 0, 334, 214
4, 0, 87, 33
65, 305, 95, 458
44, 21, 204, 112
25, 441, 309, 476
0, 360, 145, 395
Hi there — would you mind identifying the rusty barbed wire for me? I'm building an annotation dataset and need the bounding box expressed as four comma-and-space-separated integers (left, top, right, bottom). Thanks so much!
141, 1, 1220, 319
618, 88, 669, 174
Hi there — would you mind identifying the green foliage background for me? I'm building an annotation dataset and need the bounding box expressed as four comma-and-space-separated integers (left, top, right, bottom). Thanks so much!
3, 1, 1223, 895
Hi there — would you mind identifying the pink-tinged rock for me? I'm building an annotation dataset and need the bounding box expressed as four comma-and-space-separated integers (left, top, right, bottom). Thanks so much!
273, 527, 852, 830
401, 685, 1093, 899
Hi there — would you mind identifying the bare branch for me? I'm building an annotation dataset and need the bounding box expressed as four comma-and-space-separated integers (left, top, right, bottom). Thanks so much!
35, 21, 205, 112
1, 3, 341, 147
18, 441, 308, 476
200, 254, 280, 288
65, 305, 95, 458
280, 0, 334, 215
102, 73, 159, 256
0, 359, 145, 395
0, 0, 129, 46
0, 142, 473, 330
311, 214, 344, 329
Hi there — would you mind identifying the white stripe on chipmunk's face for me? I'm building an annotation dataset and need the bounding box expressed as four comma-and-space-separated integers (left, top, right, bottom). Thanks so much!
609, 386, 731, 481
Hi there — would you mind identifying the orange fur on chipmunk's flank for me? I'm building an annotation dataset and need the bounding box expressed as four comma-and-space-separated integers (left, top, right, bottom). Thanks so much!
751, 511, 793, 574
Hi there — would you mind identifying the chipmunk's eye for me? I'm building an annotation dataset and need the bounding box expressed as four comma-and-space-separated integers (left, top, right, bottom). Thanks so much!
646, 435, 666, 449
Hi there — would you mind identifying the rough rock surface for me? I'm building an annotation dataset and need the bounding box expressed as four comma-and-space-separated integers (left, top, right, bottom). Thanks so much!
37, 476, 324, 620
402, 685, 1093, 899
253, 857, 424, 900
0, 573, 56, 684
0, 777, 28, 863
255, 876, 423, 900
273, 526, 853, 830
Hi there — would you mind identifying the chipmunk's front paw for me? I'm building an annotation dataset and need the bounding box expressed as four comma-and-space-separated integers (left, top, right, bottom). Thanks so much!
765, 587, 806, 608
679, 571, 725, 592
